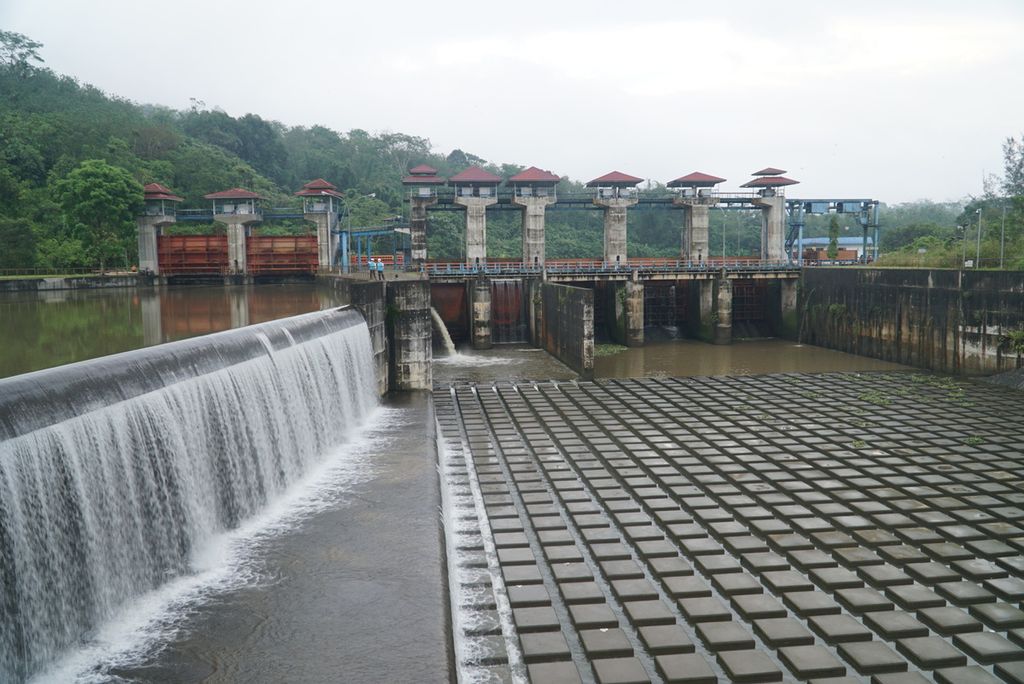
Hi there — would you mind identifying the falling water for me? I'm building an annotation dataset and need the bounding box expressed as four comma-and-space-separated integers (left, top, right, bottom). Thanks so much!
430, 306, 457, 355
0, 307, 377, 683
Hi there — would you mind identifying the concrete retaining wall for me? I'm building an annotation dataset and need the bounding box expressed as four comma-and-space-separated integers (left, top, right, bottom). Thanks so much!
800, 268, 1024, 374
540, 282, 594, 379
323, 277, 389, 395
0, 275, 141, 292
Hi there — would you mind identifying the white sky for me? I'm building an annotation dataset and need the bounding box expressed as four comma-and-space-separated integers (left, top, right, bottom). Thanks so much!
3, 0, 1023, 203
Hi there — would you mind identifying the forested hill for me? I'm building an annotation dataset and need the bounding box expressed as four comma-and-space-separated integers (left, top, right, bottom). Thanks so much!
0, 33, 1004, 271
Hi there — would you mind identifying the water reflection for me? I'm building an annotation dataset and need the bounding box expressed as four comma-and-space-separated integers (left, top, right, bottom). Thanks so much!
431, 338, 908, 385
0, 284, 343, 378
595, 339, 908, 378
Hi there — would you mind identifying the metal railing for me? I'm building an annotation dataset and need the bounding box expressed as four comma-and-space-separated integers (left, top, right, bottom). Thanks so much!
422, 259, 799, 277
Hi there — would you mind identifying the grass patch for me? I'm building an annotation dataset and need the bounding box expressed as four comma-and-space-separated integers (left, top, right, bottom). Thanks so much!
594, 343, 628, 358
858, 390, 892, 407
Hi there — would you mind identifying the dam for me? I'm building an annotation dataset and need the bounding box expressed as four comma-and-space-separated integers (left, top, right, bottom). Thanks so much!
0, 277, 1023, 682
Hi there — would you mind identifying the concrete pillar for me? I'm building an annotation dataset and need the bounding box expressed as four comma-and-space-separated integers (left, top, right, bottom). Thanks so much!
386, 280, 432, 390
410, 197, 437, 265
469, 277, 492, 349
778, 278, 798, 340
528, 277, 544, 347
137, 215, 172, 274
610, 280, 644, 347
713, 276, 733, 345
594, 197, 638, 265
454, 196, 497, 265
673, 199, 717, 262
305, 210, 338, 270
686, 279, 715, 342
752, 195, 786, 261
512, 196, 555, 267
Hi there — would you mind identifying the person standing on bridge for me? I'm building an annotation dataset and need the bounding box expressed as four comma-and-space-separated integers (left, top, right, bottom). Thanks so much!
369, 258, 377, 280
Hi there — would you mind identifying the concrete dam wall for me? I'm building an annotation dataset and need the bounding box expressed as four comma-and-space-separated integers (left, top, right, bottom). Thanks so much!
539, 282, 595, 379
800, 268, 1024, 374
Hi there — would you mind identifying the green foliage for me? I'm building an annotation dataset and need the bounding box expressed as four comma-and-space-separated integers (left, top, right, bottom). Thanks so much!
595, 343, 627, 357
0, 31, 43, 78
858, 390, 892, 406
0, 218, 38, 268
1003, 329, 1024, 355
827, 215, 840, 259
54, 159, 142, 270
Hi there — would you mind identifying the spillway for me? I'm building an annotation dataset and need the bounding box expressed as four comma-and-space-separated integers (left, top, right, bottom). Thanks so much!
0, 307, 377, 683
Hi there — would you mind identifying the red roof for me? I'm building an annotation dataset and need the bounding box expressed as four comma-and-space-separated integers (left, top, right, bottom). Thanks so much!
667, 172, 726, 188
204, 188, 264, 200
408, 164, 438, 175
509, 166, 561, 184
295, 178, 343, 198
449, 166, 502, 184
740, 176, 800, 188
752, 167, 787, 176
143, 182, 183, 202
586, 171, 643, 187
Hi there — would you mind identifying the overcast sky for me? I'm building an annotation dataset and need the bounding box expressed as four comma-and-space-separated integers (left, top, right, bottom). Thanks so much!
4, 0, 1023, 203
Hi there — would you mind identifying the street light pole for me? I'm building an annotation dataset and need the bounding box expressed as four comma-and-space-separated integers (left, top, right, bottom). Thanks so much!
1000, 204, 1007, 269
975, 208, 982, 267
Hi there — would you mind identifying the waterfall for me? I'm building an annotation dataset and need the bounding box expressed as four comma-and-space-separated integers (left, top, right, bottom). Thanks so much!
0, 307, 377, 683
430, 306, 457, 355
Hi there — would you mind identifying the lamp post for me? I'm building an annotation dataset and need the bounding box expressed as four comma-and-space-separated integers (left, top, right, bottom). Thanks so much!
1000, 203, 1007, 269
975, 208, 982, 268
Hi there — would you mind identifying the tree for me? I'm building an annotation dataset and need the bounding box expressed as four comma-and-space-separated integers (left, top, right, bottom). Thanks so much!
1003, 134, 1024, 197
827, 215, 840, 259
54, 159, 142, 270
0, 218, 37, 267
0, 31, 43, 78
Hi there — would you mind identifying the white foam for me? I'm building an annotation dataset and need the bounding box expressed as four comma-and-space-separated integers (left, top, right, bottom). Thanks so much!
434, 354, 518, 367
30, 407, 400, 684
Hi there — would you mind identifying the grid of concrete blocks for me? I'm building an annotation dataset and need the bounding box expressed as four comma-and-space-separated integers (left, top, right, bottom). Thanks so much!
435, 372, 1024, 684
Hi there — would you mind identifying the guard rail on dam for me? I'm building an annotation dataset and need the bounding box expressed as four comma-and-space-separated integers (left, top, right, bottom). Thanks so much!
423, 258, 800, 282
0, 308, 379, 682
